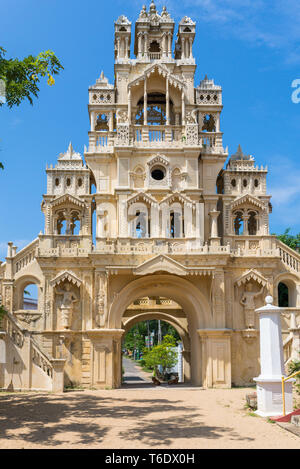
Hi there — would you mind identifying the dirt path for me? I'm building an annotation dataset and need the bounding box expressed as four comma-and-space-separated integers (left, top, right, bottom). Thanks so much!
0, 387, 299, 449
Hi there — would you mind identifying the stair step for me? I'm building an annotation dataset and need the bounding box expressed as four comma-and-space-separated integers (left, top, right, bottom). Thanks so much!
270, 408, 300, 423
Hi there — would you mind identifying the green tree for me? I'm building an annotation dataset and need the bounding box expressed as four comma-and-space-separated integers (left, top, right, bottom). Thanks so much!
143, 334, 178, 379
0, 47, 63, 168
275, 228, 300, 252
288, 360, 300, 394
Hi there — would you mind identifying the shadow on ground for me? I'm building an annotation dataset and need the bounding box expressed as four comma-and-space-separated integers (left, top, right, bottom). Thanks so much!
0, 392, 254, 447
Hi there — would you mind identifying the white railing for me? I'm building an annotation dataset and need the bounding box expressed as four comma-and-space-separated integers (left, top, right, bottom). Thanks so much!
277, 240, 300, 273
96, 134, 109, 147
149, 129, 165, 142
149, 52, 161, 60
94, 241, 231, 255
38, 247, 90, 257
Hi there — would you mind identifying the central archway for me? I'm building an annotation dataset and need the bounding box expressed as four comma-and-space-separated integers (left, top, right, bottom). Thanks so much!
108, 274, 211, 386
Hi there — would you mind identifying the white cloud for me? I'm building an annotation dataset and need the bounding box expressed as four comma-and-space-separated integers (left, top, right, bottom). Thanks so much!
133, 0, 300, 64
268, 156, 300, 232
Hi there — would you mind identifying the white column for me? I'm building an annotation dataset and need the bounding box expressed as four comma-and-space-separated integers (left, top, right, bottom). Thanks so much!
184, 203, 192, 238
128, 88, 132, 124
182, 38, 185, 59
166, 77, 170, 125
168, 34, 172, 58
189, 38, 193, 59
144, 77, 148, 126
90, 111, 96, 131
138, 34, 142, 58
150, 204, 159, 238
181, 91, 185, 126
254, 296, 294, 417
196, 202, 204, 245
144, 33, 148, 58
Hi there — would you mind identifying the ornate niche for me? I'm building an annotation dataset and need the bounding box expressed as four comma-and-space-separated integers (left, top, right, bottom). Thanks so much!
235, 270, 269, 341
50, 271, 82, 331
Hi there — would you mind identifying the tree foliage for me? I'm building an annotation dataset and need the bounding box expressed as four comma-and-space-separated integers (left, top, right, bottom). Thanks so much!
288, 360, 300, 394
123, 320, 180, 353
143, 334, 178, 378
0, 47, 63, 108
275, 228, 300, 252
0, 47, 63, 170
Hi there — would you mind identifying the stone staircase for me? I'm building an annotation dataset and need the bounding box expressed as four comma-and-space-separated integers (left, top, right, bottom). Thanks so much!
0, 313, 65, 392
277, 240, 300, 275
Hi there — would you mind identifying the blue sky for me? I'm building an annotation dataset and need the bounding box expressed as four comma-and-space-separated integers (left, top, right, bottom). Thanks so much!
1, 0, 300, 261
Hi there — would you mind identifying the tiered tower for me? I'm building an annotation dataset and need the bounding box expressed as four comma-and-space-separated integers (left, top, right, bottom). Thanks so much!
1, 2, 299, 393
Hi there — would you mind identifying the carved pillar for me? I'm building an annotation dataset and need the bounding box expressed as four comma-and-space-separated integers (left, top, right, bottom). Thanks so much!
168, 34, 172, 57
150, 204, 159, 238
125, 37, 129, 59
189, 38, 193, 59
212, 270, 226, 328
184, 203, 192, 238
94, 271, 108, 328
181, 91, 185, 126
144, 77, 148, 126
182, 38, 185, 59
138, 34, 142, 58
209, 209, 220, 247
91, 111, 96, 132
166, 77, 170, 125
128, 88, 132, 124
144, 33, 148, 58
243, 215, 249, 235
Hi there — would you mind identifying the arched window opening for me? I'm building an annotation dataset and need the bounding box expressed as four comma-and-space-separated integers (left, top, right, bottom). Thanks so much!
234, 211, 244, 235
248, 211, 258, 235
169, 204, 183, 238
57, 217, 67, 235
278, 282, 289, 307
202, 114, 216, 132
149, 40, 160, 53
56, 210, 81, 235
95, 114, 109, 131
23, 283, 38, 311
71, 211, 81, 235
135, 210, 148, 238
135, 93, 175, 126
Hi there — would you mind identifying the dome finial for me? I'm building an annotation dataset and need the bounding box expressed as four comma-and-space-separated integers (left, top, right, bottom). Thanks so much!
150, 1, 156, 12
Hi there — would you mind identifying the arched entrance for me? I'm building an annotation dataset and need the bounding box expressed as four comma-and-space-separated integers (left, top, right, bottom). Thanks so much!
108, 274, 211, 388
122, 305, 192, 385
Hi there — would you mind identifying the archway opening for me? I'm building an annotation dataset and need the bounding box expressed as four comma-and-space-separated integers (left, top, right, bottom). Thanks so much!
121, 296, 190, 387
23, 283, 38, 310
278, 282, 289, 307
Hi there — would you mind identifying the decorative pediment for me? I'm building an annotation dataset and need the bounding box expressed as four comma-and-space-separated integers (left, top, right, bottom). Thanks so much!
128, 64, 186, 91
50, 271, 82, 288
231, 194, 266, 211
159, 192, 195, 208
235, 269, 269, 287
134, 255, 187, 276
147, 154, 169, 167
50, 194, 86, 210
127, 192, 158, 208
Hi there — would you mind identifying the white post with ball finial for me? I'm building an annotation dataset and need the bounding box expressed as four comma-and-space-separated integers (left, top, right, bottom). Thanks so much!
254, 296, 294, 417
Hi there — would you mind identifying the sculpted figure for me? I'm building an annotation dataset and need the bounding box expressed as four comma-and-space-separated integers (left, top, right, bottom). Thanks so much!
56, 284, 78, 330
240, 283, 264, 329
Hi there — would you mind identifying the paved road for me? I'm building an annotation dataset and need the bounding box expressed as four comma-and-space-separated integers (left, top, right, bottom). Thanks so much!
123, 357, 151, 384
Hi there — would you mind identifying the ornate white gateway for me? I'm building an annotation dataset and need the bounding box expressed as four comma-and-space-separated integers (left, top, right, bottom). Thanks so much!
0, 1, 300, 391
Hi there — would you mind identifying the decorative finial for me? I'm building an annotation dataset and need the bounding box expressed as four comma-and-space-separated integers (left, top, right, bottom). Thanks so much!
265, 296, 273, 306
150, 1, 156, 12
68, 142, 74, 155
